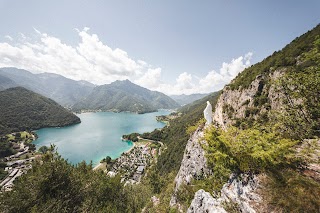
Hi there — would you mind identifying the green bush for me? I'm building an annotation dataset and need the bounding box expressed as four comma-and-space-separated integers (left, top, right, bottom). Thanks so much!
204, 126, 299, 176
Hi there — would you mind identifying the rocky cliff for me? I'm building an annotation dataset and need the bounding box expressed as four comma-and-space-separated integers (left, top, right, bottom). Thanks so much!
188, 174, 262, 213
168, 24, 320, 212
170, 127, 211, 207
213, 70, 285, 129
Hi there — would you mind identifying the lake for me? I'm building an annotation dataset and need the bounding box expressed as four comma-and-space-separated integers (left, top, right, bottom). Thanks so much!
33, 110, 170, 166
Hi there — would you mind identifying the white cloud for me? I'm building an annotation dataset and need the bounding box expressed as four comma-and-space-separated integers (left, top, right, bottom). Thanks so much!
5, 35, 13, 41
0, 28, 144, 84
176, 72, 194, 90
0, 28, 252, 95
136, 52, 253, 95
135, 68, 162, 88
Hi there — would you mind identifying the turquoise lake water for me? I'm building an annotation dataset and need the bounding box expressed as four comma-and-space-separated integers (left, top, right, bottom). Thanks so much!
33, 110, 170, 166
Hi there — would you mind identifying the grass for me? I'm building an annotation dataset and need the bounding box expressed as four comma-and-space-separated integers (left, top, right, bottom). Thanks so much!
265, 169, 320, 212
136, 139, 150, 145
93, 162, 107, 171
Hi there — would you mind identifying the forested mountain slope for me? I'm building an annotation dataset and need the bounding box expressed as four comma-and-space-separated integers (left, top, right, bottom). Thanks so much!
0, 87, 80, 135
72, 79, 180, 114
171, 24, 320, 212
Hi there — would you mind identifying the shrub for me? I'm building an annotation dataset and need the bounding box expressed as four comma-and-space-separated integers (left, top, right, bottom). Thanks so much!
204, 126, 299, 176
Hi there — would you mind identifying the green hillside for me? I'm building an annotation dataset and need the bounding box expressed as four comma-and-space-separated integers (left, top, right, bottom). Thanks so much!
229, 24, 320, 91
0, 87, 81, 135
146, 91, 221, 174
0, 151, 151, 212
72, 80, 180, 114
228, 24, 320, 139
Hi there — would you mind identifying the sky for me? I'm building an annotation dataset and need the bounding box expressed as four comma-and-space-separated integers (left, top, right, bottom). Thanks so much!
0, 1, 319, 95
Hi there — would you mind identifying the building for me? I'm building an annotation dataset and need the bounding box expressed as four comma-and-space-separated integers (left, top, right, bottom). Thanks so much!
136, 165, 145, 174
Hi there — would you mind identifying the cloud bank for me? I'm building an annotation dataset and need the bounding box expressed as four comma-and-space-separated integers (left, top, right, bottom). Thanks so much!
0, 28, 252, 95
136, 52, 252, 95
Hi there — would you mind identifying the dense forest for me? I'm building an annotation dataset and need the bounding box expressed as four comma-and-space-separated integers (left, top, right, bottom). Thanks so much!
0, 87, 80, 135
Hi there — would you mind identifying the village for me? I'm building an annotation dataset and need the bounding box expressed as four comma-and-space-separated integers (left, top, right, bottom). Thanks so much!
0, 132, 40, 192
0, 129, 165, 191
104, 138, 164, 184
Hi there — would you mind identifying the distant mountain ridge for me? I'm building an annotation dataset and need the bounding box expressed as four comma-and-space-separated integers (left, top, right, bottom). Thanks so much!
72, 79, 180, 114
0, 68, 95, 107
0, 74, 17, 91
170, 93, 209, 106
0, 68, 179, 114
0, 87, 80, 135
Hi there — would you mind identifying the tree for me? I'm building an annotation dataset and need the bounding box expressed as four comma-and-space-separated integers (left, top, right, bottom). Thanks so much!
15, 132, 21, 139
38, 145, 48, 154
105, 156, 112, 164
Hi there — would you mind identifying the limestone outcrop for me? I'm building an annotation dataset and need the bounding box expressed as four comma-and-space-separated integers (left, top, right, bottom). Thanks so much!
187, 189, 227, 213
188, 174, 262, 213
170, 127, 211, 207
213, 70, 285, 129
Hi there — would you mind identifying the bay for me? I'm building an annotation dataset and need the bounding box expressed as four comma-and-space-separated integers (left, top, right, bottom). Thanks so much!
33, 110, 170, 166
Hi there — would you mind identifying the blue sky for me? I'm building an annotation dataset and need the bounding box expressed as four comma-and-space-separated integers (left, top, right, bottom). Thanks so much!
0, 0, 319, 94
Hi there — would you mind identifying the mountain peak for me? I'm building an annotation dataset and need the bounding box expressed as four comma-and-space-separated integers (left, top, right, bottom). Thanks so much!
112, 79, 132, 85
72, 79, 180, 113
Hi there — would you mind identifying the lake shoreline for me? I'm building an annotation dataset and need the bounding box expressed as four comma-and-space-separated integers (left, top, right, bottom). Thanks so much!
93, 142, 136, 171
33, 110, 170, 167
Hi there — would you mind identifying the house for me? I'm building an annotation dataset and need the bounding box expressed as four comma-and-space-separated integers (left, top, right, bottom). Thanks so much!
136, 165, 145, 174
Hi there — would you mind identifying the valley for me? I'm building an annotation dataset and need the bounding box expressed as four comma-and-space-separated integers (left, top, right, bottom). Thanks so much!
0, 4, 319, 212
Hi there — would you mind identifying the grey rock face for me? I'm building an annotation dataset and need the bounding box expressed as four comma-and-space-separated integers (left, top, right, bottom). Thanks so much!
188, 174, 262, 213
187, 189, 227, 213
213, 75, 263, 129
170, 127, 211, 207
213, 71, 285, 129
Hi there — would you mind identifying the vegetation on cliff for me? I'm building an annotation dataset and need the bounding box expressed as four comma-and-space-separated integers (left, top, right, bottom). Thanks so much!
229, 24, 320, 91
200, 24, 320, 212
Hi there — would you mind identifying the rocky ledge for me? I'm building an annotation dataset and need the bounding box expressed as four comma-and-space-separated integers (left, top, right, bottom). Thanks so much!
170, 127, 211, 207
188, 173, 262, 213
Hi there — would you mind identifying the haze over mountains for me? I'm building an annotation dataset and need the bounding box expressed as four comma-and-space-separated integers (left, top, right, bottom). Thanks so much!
0, 68, 95, 107
0, 67, 182, 113
170, 93, 209, 106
